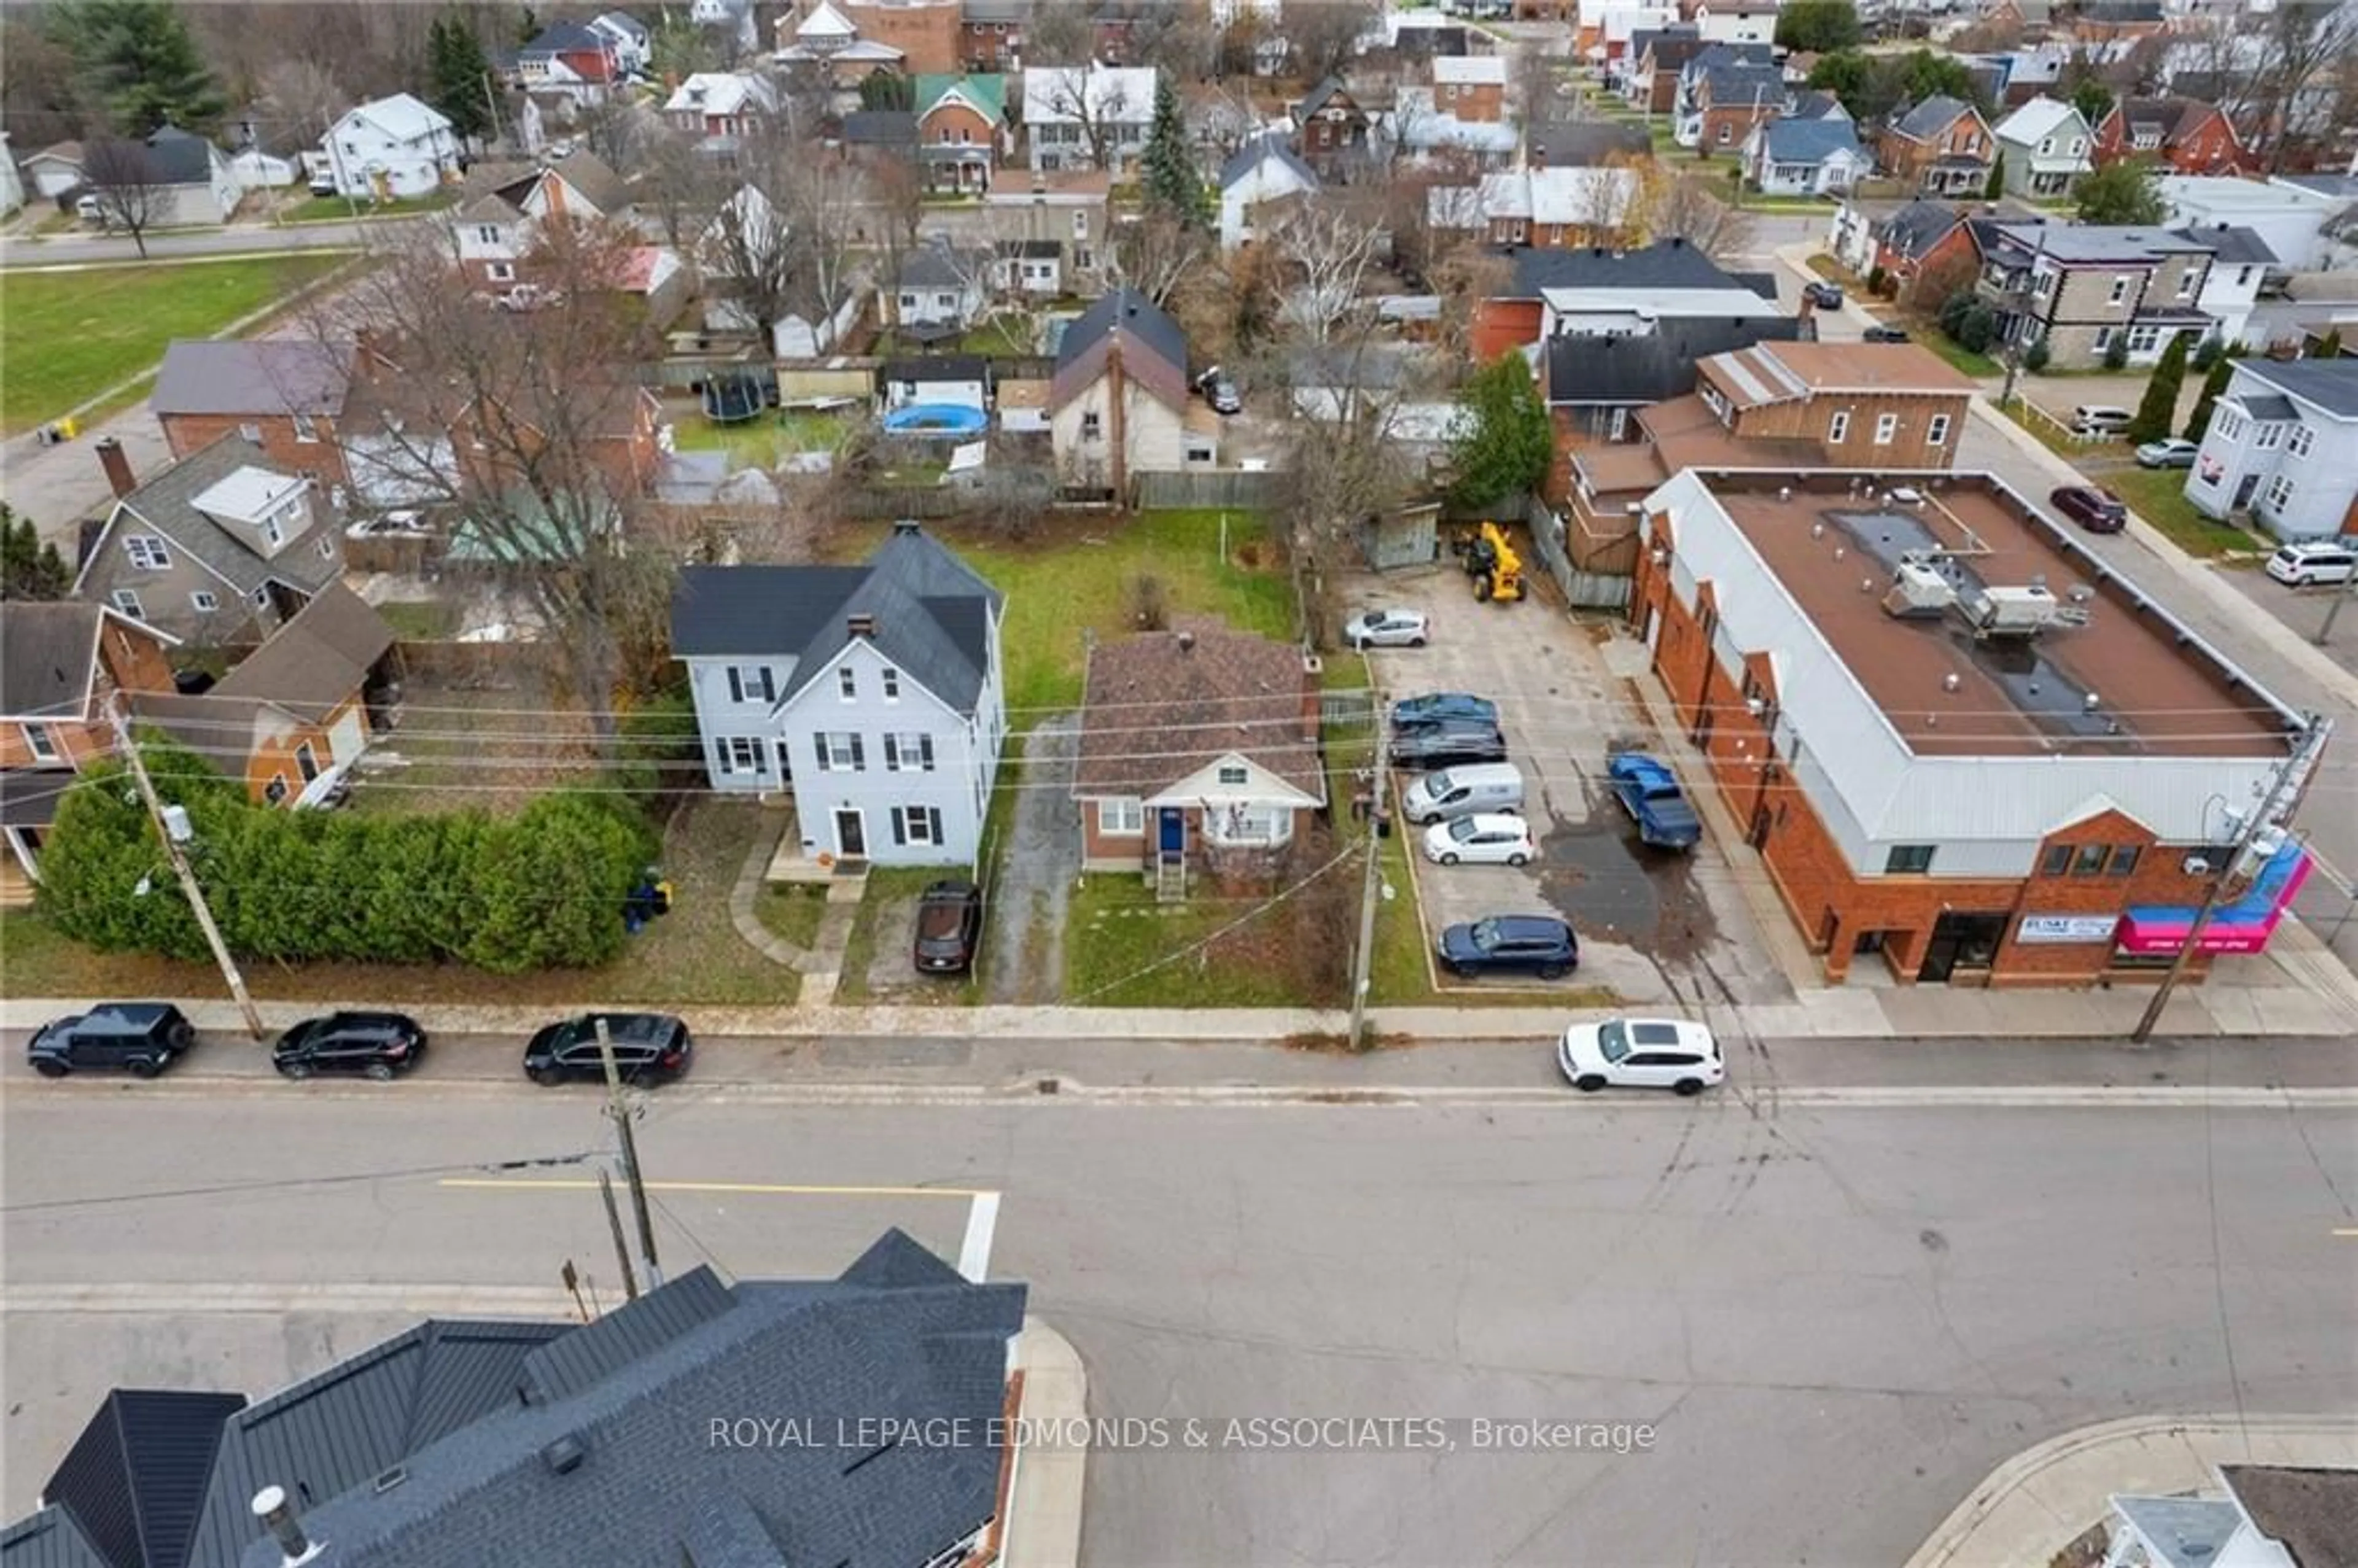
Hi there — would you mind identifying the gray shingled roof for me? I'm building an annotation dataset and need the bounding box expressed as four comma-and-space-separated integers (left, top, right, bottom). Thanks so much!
211, 583, 395, 721
1523, 120, 1651, 168
1701, 62, 1784, 106
1504, 237, 1766, 300
2173, 225, 2278, 266
151, 341, 352, 419
1055, 287, 1187, 380
1220, 133, 1318, 193
232, 1235, 1024, 1568
1878, 198, 1966, 260
669, 524, 1003, 715
2240, 359, 2358, 419
85, 435, 340, 605
1893, 95, 1974, 142
1, 603, 109, 720
2219, 1465, 2358, 1568
136, 126, 220, 185
1759, 115, 1862, 162
1546, 315, 1804, 405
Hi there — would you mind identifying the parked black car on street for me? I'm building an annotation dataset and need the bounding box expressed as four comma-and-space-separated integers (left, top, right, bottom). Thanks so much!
1436, 916, 1580, 980
28, 1004, 196, 1079
523, 1013, 693, 1087
1391, 721, 1509, 771
274, 1012, 428, 1081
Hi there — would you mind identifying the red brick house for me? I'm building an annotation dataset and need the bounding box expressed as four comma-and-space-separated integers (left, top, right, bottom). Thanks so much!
960, 0, 1023, 69
150, 340, 365, 491
842, 0, 962, 73
2093, 97, 2251, 175
1073, 625, 1326, 896
1877, 95, 1996, 195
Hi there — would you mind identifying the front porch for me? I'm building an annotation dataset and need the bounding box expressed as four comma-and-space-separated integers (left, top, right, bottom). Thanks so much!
763, 803, 875, 888
1919, 158, 1990, 196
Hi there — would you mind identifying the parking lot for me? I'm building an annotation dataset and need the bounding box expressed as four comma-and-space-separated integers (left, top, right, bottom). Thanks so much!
1358, 562, 1794, 1009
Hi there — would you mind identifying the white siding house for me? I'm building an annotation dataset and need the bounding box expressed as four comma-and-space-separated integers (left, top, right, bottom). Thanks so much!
1022, 65, 1156, 172
2184, 359, 2358, 541
324, 93, 461, 200
670, 525, 1007, 866
1992, 97, 2093, 200
1218, 134, 1319, 251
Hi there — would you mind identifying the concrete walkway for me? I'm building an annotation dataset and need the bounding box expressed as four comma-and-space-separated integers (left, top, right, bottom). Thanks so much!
1002, 1318, 1088, 1568
1907, 1414, 2358, 1568
725, 808, 860, 994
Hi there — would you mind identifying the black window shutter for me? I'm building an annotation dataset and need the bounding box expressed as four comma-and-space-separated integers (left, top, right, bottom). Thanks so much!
891, 809, 908, 846
758, 667, 774, 702
920, 735, 936, 771
850, 734, 865, 771
815, 734, 832, 772
726, 667, 744, 703
884, 735, 900, 771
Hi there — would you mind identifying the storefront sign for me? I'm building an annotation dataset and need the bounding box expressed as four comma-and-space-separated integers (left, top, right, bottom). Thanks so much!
2017, 914, 2120, 944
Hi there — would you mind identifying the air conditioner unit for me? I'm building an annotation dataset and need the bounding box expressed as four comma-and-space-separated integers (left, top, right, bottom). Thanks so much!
2182, 855, 2212, 876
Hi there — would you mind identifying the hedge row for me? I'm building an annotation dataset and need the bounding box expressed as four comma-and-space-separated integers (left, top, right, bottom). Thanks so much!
37, 739, 656, 972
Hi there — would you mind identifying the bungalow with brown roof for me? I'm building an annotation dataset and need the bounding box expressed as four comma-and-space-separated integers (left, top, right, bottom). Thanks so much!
1073, 623, 1326, 897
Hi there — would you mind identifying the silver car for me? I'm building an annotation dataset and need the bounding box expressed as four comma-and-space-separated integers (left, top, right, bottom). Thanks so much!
1343, 608, 1430, 649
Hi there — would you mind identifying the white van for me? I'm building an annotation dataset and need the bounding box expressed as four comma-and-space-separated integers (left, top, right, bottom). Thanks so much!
1401, 761, 1524, 825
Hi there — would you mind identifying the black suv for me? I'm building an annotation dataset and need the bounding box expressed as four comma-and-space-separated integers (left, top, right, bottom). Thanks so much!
1437, 915, 1580, 980
1393, 721, 1508, 771
914, 880, 983, 974
273, 1012, 428, 1081
28, 1004, 196, 1079
523, 1013, 693, 1087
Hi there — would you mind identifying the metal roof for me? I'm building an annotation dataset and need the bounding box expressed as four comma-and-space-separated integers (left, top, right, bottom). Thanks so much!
41, 1389, 248, 1568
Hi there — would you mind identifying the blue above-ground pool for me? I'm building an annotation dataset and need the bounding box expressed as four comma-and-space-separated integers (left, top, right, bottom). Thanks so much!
882, 403, 988, 437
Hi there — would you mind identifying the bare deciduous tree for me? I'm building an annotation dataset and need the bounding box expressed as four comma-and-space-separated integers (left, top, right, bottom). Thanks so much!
303, 223, 675, 752
1636, 169, 1753, 263
1025, 0, 1095, 66
1288, 0, 1379, 88
1034, 65, 1137, 171
1276, 314, 1425, 641
1428, 244, 1512, 361
2249, 2, 2357, 171
1269, 194, 1387, 345
1108, 209, 1207, 306
79, 138, 166, 258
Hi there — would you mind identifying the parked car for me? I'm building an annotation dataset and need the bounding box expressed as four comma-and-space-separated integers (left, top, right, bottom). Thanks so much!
1391, 720, 1508, 771
1423, 813, 1537, 867
1557, 1017, 1724, 1095
914, 879, 984, 974
2068, 405, 2134, 437
1401, 761, 1524, 825
1196, 366, 1242, 415
523, 1013, 693, 1087
1391, 692, 1498, 731
1862, 325, 1910, 344
27, 1004, 196, 1080
2135, 437, 2200, 469
1802, 280, 1843, 309
2050, 484, 2128, 534
2265, 540, 2357, 587
1344, 608, 1430, 649
272, 1012, 427, 1081
1606, 753, 1700, 850
1436, 914, 1579, 980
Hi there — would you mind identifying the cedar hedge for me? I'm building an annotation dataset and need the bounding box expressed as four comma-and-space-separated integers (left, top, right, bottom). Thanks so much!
36, 738, 655, 972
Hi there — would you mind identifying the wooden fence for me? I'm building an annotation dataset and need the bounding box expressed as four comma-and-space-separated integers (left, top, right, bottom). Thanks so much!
1133, 469, 1282, 510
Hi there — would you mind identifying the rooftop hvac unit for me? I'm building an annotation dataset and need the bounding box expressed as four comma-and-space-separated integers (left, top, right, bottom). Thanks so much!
1967, 584, 2061, 637
1881, 561, 1955, 619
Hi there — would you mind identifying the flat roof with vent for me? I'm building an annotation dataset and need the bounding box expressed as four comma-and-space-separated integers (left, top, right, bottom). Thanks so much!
1699, 473, 2290, 759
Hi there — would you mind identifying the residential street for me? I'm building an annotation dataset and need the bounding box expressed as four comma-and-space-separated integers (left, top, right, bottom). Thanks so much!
0, 220, 389, 268
4, 1084, 2351, 1565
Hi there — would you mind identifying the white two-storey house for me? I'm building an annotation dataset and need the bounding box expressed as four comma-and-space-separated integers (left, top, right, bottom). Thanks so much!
323, 93, 461, 200
2185, 359, 2358, 543
670, 524, 1006, 866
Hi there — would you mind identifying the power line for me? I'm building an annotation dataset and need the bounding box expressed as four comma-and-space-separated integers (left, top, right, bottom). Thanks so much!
0, 1149, 601, 1217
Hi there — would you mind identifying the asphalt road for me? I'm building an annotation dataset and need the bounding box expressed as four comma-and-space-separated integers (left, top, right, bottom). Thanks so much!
0, 220, 392, 268
5, 1086, 2353, 1564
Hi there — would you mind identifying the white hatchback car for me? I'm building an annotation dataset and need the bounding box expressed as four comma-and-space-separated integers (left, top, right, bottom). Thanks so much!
1343, 608, 1430, 649
1558, 1017, 1726, 1095
1423, 813, 1536, 866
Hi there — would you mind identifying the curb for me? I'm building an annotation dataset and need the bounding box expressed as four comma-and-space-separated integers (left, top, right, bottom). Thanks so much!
1906, 1413, 2358, 1568
1003, 1318, 1088, 1568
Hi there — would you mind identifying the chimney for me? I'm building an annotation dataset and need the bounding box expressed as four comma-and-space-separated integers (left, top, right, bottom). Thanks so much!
847, 612, 877, 637
1530, 138, 1547, 172
96, 437, 136, 499
1300, 649, 1323, 742
252, 1486, 322, 1566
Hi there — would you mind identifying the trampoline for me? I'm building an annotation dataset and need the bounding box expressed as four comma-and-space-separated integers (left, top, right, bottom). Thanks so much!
701, 370, 768, 424
882, 403, 988, 437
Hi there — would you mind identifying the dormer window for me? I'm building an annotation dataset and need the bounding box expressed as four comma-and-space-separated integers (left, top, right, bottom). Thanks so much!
1216, 764, 1248, 785
124, 535, 170, 570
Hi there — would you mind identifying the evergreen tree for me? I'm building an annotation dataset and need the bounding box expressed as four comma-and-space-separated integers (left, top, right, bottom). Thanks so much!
2316, 327, 2345, 360
1446, 355, 1554, 511
429, 14, 495, 144
52, 0, 226, 136
1, 506, 71, 600
1140, 74, 1207, 228
2128, 331, 2189, 443
2070, 79, 2114, 132
1983, 152, 2005, 202
2183, 353, 2236, 442
2076, 158, 2163, 226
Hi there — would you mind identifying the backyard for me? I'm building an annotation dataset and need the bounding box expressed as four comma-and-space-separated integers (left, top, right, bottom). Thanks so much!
0, 253, 351, 434
665, 404, 854, 470
0, 797, 801, 1007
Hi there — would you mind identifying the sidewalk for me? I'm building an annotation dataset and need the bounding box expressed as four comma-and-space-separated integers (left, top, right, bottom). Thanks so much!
1002, 1318, 1088, 1568
1908, 1414, 2358, 1568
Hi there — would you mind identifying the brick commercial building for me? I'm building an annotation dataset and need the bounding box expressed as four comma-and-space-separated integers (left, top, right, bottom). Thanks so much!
1627, 469, 2316, 987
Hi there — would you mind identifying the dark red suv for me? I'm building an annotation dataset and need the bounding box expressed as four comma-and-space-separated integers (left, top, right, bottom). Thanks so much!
2050, 485, 2128, 534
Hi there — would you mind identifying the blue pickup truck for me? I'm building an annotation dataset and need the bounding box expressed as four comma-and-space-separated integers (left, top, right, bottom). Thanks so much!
1606, 753, 1701, 850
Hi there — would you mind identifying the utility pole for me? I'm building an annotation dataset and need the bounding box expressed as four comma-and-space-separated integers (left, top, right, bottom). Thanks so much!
2132, 716, 2330, 1043
1346, 697, 1388, 1051
596, 1173, 639, 1302
595, 1016, 663, 1288
1998, 222, 2050, 411
2314, 570, 2355, 646
107, 699, 267, 1040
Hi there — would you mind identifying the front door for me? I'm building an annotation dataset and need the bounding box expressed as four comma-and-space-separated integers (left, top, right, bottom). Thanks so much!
1918, 911, 2009, 983
835, 808, 866, 859
1158, 807, 1185, 858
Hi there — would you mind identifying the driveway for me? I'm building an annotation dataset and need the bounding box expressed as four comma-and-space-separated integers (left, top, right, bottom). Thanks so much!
983, 715, 1080, 1004
1357, 564, 1792, 1009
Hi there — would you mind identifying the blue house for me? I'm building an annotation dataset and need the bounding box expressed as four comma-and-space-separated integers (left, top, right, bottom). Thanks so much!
1745, 115, 1869, 198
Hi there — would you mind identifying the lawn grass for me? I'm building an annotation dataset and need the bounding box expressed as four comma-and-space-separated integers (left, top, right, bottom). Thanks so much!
0, 798, 801, 1006
1914, 328, 2004, 381
2105, 465, 2257, 559
350, 686, 591, 817
824, 509, 1297, 718
753, 882, 830, 950
876, 318, 1037, 358
831, 867, 939, 1004
375, 600, 460, 640
1060, 873, 1341, 1007
1, 253, 349, 434
666, 406, 853, 468
281, 192, 454, 223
